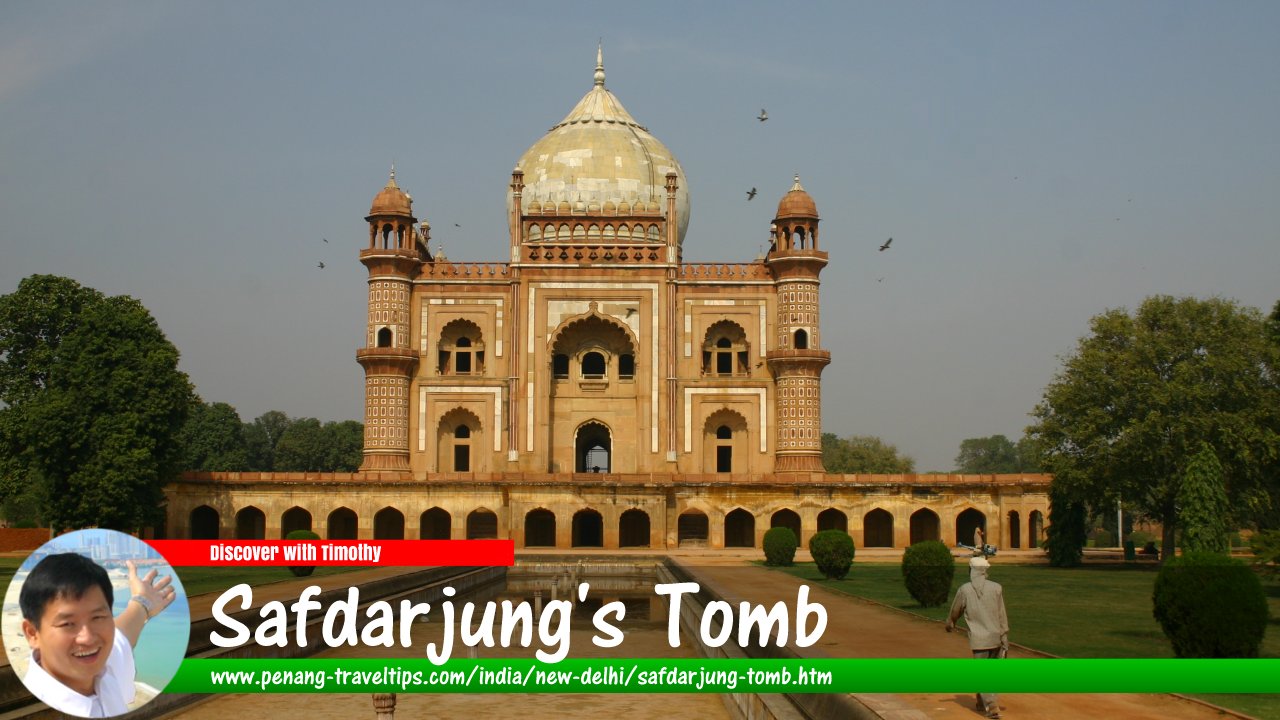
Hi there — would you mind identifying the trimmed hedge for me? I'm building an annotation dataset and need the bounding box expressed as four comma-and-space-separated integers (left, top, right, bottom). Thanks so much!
285, 529, 320, 576
1152, 551, 1269, 657
808, 530, 855, 580
763, 526, 798, 566
901, 540, 955, 607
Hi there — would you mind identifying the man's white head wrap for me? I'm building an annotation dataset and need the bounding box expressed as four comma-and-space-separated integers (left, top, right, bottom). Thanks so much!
969, 556, 991, 597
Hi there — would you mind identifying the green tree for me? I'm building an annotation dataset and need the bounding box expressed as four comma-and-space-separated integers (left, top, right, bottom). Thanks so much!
955, 435, 1019, 473
323, 420, 365, 472
822, 433, 916, 473
272, 418, 365, 472
1014, 436, 1044, 473
1179, 443, 1230, 554
0, 277, 193, 532
243, 410, 292, 471
178, 401, 250, 471
1029, 296, 1280, 560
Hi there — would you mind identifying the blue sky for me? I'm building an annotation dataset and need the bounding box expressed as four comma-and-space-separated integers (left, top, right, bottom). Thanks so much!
3, 2, 1277, 471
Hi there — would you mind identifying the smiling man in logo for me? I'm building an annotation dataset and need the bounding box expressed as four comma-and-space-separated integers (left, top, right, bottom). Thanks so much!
18, 553, 177, 718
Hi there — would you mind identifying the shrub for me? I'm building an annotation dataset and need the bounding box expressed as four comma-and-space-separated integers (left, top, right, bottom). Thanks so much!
285, 529, 320, 576
808, 530, 855, 580
901, 540, 955, 607
1251, 529, 1280, 576
1152, 551, 1269, 657
763, 526, 798, 566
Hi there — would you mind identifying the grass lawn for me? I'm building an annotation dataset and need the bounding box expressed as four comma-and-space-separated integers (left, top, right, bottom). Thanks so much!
770, 561, 1280, 719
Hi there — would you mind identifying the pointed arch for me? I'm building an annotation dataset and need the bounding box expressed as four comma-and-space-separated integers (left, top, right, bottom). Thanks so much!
956, 508, 987, 547
438, 319, 485, 375
909, 508, 940, 545
524, 508, 557, 547
190, 505, 220, 540
770, 508, 801, 541
575, 420, 612, 473
817, 508, 848, 533
328, 507, 358, 540
281, 506, 312, 538
703, 407, 748, 473
374, 507, 405, 540
619, 508, 650, 547
572, 508, 604, 547
437, 407, 482, 472
420, 507, 451, 540
863, 508, 893, 548
702, 320, 750, 376
678, 509, 710, 546
467, 508, 498, 539
235, 506, 266, 540
725, 508, 756, 548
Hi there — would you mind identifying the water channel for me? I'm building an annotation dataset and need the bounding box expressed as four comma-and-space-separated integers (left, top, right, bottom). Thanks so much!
169, 559, 733, 720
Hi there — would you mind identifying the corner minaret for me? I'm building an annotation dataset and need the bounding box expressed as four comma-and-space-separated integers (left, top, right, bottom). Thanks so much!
766, 175, 831, 472
357, 167, 420, 471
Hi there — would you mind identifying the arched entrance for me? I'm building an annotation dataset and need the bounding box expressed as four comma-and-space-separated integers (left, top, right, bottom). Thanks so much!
374, 507, 405, 539
420, 507, 451, 539
281, 507, 311, 537
725, 508, 755, 548
572, 509, 604, 547
956, 508, 987, 547
619, 509, 650, 547
771, 509, 801, 541
576, 422, 611, 473
678, 510, 709, 546
910, 508, 940, 545
190, 506, 220, 539
1008, 511, 1021, 549
467, 509, 498, 539
525, 509, 556, 547
1029, 510, 1045, 548
817, 508, 848, 533
236, 507, 266, 539
328, 507, 358, 539
863, 508, 893, 547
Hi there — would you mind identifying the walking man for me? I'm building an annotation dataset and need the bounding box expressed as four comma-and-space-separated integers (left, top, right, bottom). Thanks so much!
945, 556, 1008, 719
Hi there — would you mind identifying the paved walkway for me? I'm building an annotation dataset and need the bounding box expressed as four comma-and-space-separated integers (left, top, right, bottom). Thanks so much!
681, 563, 1246, 720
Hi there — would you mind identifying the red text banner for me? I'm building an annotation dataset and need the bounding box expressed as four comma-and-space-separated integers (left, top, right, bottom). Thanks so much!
148, 540, 514, 567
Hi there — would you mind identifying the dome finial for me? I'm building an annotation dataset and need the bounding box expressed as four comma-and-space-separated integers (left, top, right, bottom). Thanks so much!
594, 41, 605, 87
791, 173, 804, 191
388, 162, 398, 188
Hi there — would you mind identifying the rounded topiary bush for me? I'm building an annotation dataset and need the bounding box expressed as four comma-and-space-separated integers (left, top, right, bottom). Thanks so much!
763, 526, 798, 566
901, 540, 956, 607
808, 530, 855, 580
285, 529, 321, 576
1152, 551, 1269, 657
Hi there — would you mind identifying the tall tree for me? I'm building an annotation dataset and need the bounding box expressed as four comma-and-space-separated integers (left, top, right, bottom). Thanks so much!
822, 433, 916, 473
1028, 295, 1280, 560
954, 435, 1020, 473
179, 401, 250, 471
243, 410, 292, 471
323, 420, 365, 472
1179, 443, 1230, 554
0, 277, 193, 531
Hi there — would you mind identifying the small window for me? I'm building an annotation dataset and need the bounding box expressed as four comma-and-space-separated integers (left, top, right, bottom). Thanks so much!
795, 329, 809, 349
618, 354, 635, 379
454, 445, 470, 472
582, 352, 606, 378
716, 446, 732, 473
553, 353, 570, 379
455, 426, 470, 439
376, 327, 392, 348
716, 425, 732, 440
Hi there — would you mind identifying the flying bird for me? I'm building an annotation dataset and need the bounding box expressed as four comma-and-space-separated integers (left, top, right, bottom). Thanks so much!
879, 238, 893, 252
454, 223, 461, 228
317, 262, 325, 269
746, 187, 757, 201
322, 237, 328, 243
877, 277, 884, 283
757, 109, 768, 122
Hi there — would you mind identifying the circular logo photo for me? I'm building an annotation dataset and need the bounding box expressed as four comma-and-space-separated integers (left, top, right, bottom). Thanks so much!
3, 529, 190, 718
